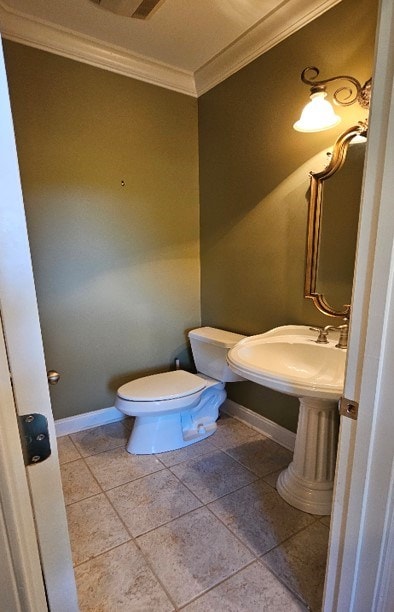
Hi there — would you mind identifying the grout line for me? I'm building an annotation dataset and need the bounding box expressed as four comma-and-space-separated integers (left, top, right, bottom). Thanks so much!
68, 421, 131, 458
258, 517, 324, 560
95, 466, 179, 610
148, 455, 263, 561
128, 536, 179, 611
176, 559, 259, 610
76, 455, 180, 609
259, 560, 311, 610
89, 464, 168, 494
71, 442, 128, 459
57, 435, 82, 465
75, 454, 105, 489
116, 462, 263, 606
71, 537, 179, 612
153, 443, 217, 469
64, 491, 104, 509
257, 555, 310, 609
61, 451, 111, 508
132, 502, 204, 539
219, 444, 292, 479
104, 468, 204, 537
104, 504, 180, 611
59, 455, 84, 468
71, 538, 133, 571
166, 455, 260, 506
203, 502, 261, 560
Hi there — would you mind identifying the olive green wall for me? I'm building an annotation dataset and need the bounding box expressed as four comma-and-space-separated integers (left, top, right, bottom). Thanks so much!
3, 0, 378, 430
198, 0, 378, 431
4, 41, 200, 420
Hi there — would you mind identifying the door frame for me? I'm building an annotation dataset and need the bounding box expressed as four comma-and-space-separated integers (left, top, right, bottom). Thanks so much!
324, 0, 394, 609
0, 37, 78, 611
0, 311, 48, 611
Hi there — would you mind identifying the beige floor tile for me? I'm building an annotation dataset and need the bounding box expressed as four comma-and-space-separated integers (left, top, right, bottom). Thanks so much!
262, 521, 330, 611
66, 493, 130, 566
210, 418, 261, 450
75, 541, 174, 611
122, 416, 134, 431
225, 437, 293, 477
320, 515, 331, 527
107, 469, 202, 536
137, 506, 253, 608
60, 459, 101, 505
57, 435, 81, 464
156, 437, 216, 467
70, 421, 128, 457
85, 446, 164, 490
170, 449, 257, 504
208, 480, 315, 556
182, 561, 307, 611
262, 468, 283, 488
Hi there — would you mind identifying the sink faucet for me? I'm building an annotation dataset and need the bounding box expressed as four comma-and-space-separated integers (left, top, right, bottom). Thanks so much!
309, 323, 349, 348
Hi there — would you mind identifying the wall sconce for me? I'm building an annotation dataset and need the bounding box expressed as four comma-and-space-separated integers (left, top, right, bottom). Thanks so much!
293, 66, 372, 133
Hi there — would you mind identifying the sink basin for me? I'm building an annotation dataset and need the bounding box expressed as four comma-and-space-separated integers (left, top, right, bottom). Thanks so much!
227, 325, 346, 400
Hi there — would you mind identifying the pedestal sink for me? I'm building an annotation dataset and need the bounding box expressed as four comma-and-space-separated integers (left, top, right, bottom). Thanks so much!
227, 325, 346, 515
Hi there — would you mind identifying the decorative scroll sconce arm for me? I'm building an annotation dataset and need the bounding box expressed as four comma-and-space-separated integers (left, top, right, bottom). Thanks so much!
300, 66, 372, 110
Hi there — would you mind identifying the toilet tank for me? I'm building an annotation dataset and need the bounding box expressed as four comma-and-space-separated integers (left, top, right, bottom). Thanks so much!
188, 327, 246, 382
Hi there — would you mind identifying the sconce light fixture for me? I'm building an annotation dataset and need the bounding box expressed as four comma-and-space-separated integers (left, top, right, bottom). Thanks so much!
293, 66, 372, 133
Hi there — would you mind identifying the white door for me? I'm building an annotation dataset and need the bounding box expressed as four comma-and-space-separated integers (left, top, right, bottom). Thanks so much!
324, 0, 394, 610
0, 38, 78, 611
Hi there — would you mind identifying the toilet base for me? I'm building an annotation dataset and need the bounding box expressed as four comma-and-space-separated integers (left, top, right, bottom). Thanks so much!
125, 383, 226, 454
115, 376, 226, 455
127, 412, 216, 454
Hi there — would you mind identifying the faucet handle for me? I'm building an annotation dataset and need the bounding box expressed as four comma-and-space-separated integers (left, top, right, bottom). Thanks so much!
309, 325, 336, 344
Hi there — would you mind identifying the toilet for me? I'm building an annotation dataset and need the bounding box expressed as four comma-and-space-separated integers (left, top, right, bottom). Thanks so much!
115, 327, 245, 454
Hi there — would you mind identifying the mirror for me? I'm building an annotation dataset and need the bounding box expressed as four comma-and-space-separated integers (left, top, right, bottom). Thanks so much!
305, 125, 367, 317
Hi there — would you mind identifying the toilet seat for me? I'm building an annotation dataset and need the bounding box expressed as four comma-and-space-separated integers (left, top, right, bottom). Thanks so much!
115, 370, 208, 417
117, 370, 206, 401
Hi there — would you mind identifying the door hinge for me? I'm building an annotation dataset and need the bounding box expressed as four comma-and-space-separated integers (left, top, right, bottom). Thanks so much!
18, 413, 51, 465
339, 396, 359, 420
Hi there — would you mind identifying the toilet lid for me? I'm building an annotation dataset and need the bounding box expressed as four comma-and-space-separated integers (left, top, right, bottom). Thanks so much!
117, 370, 206, 401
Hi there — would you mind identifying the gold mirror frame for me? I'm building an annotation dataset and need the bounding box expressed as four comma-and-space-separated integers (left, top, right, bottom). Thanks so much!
305, 124, 366, 317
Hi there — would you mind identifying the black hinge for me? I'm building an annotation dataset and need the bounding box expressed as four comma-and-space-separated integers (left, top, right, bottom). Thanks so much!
18, 413, 51, 465
339, 397, 359, 420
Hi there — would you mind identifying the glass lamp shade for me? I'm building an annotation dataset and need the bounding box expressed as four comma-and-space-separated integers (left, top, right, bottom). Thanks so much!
293, 91, 341, 132
350, 132, 368, 144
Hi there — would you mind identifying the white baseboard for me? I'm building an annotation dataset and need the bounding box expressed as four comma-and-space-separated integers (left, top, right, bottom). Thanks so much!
55, 399, 296, 452
221, 399, 296, 452
55, 406, 125, 437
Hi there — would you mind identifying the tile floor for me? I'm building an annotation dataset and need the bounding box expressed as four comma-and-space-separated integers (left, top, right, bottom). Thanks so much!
58, 413, 330, 611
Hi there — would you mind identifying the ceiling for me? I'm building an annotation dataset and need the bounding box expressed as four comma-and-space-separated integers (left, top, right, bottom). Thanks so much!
0, 0, 341, 96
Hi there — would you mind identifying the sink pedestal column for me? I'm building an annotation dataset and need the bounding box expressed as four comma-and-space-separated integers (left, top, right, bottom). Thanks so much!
277, 397, 339, 515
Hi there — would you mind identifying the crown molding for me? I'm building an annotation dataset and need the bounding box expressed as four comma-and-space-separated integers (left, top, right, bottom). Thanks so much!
0, 1, 197, 96
0, 0, 341, 98
194, 0, 342, 96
